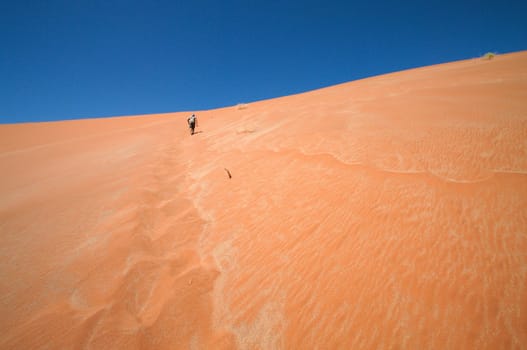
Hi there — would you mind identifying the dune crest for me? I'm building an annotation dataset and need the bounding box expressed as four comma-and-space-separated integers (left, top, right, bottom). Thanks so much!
1, 51, 527, 349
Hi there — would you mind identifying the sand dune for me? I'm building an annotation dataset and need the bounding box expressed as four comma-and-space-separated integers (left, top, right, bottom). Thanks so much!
1, 51, 527, 349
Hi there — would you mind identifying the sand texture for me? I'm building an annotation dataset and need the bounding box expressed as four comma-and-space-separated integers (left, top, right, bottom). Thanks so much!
1, 51, 527, 349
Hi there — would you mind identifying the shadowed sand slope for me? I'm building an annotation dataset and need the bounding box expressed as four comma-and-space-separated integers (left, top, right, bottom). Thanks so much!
1, 51, 527, 349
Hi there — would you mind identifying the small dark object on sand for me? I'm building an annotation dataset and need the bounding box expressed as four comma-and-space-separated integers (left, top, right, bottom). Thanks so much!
224, 168, 232, 179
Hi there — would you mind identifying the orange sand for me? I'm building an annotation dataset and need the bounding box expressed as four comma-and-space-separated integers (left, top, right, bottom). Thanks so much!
1, 51, 527, 349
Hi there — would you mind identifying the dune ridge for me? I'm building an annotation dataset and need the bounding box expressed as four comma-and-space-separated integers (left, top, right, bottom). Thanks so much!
1, 51, 527, 349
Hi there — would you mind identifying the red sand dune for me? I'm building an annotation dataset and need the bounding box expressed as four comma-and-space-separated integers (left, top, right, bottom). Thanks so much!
1, 51, 527, 349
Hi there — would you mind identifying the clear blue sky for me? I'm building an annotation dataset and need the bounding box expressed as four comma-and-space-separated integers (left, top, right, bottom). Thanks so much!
1, 0, 526, 123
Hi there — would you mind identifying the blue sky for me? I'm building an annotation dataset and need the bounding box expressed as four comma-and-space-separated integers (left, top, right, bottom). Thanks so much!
1, 0, 526, 123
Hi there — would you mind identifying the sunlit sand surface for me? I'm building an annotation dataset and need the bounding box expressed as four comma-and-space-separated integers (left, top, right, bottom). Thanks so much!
1, 51, 527, 349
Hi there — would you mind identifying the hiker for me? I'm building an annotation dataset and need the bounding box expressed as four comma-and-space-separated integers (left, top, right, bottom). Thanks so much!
187, 113, 197, 135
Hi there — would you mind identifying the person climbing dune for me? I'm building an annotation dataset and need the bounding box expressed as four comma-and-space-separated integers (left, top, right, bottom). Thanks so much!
187, 113, 197, 135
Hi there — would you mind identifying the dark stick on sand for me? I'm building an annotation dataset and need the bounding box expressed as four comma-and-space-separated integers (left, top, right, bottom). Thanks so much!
224, 168, 232, 179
